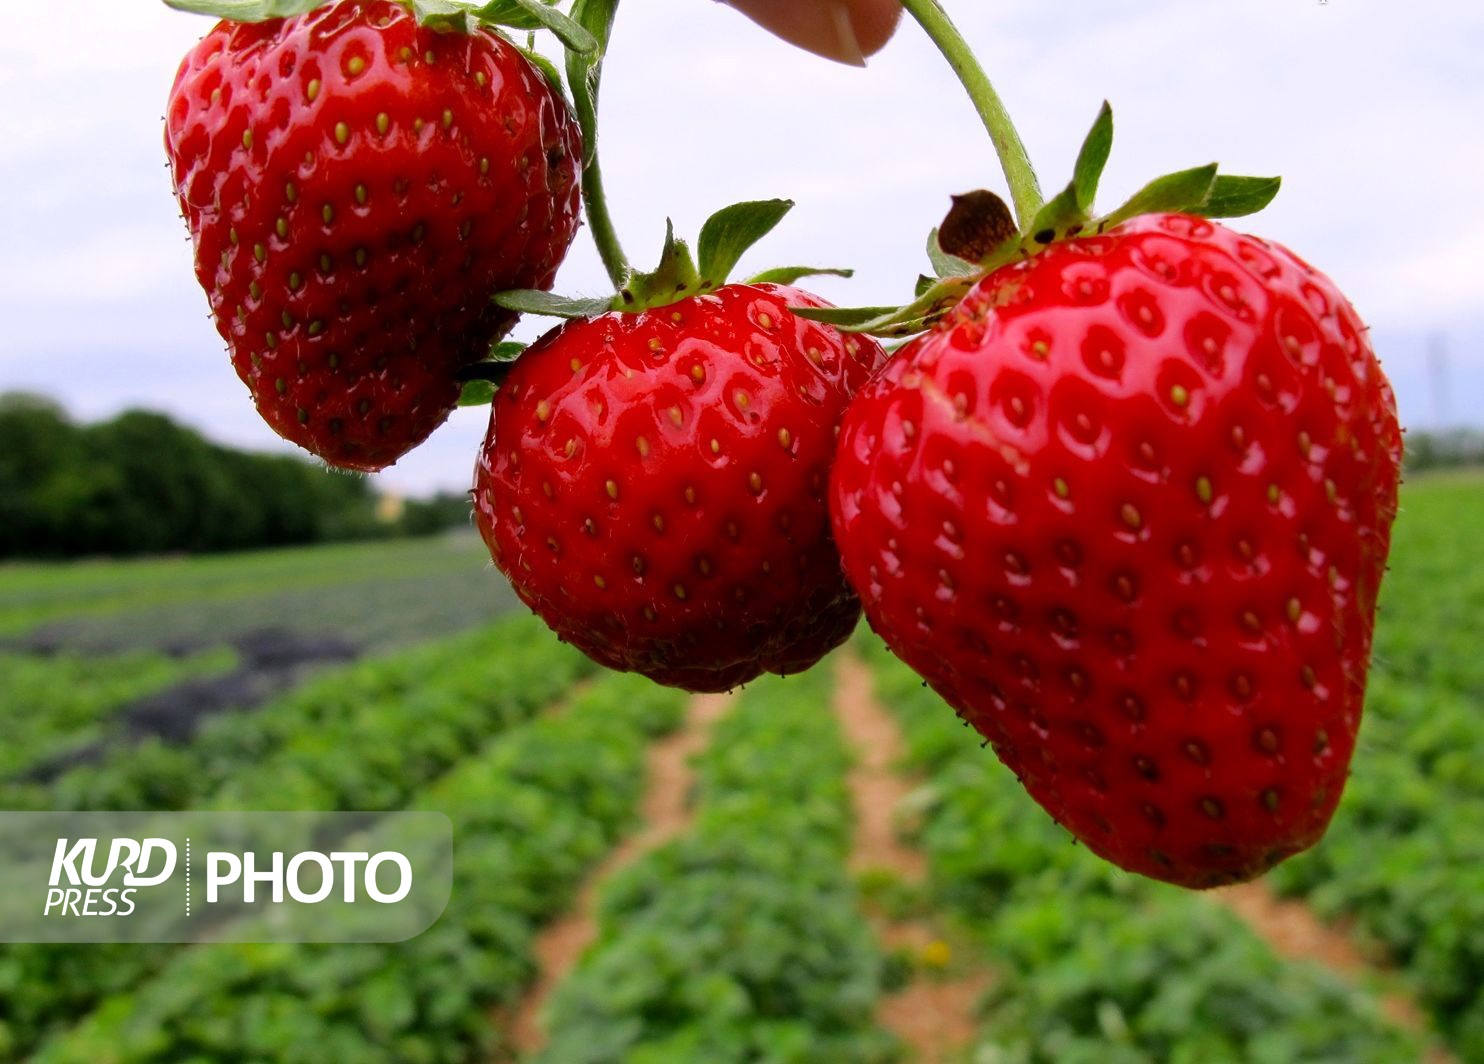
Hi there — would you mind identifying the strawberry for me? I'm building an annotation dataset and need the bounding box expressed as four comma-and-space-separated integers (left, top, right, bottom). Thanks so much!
474, 280, 884, 692
830, 211, 1402, 887
164, 0, 582, 471
803, 101, 1403, 886
466, 201, 885, 691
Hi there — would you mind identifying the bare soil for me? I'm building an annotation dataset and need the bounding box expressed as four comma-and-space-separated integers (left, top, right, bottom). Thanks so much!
834, 653, 990, 1064
502, 690, 736, 1058
1213, 881, 1453, 1059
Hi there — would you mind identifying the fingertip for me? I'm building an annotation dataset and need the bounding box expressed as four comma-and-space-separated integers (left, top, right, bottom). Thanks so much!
720, 0, 902, 65
851, 0, 904, 59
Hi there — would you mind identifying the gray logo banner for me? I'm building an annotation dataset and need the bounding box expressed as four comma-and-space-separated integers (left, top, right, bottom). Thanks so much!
0, 812, 451, 943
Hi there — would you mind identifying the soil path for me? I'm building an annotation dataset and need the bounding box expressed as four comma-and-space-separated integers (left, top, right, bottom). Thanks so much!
503, 689, 736, 1058
833, 652, 990, 1063
1212, 883, 1453, 1059
830, 653, 1447, 1061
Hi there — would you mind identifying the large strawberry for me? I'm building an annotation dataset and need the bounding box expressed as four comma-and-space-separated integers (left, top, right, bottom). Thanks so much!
471, 203, 886, 691
817, 106, 1402, 887
164, 0, 584, 471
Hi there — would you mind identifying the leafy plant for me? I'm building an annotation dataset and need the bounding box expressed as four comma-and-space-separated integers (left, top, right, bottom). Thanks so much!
536, 668, 898, 1063
859, 638, 1427, 1062
32, 673, 686, 1064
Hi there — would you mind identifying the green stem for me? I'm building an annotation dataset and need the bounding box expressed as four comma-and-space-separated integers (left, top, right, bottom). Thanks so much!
898, 0, 1043, 228
566, 0, 630, 289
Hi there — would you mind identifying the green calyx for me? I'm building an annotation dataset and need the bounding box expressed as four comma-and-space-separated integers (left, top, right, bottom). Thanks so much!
473, 199, 851, 404
456, 342, 526, 406
493, 198, 852, 321
796, 102, 1282, 338
162, 0, 597, 55
163, 0, 326, 17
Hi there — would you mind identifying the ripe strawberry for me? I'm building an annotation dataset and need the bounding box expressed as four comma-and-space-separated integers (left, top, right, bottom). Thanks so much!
831, 213, 1402, 887
165, 0, 582, 471
474, 282, 885, 692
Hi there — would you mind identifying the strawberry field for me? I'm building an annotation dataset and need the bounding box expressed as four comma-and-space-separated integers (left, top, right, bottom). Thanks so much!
0, 473, 1475, 1061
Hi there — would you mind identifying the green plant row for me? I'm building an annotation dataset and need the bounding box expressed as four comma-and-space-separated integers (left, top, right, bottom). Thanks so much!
1255, 477, 1484, 1059
1, 614, 572, 812
0, 648, 235, 781
0, 615, 593, 1059
0, 534, 492, 638
1367, 478, 1484, 702
535, 665, 898, 1064
32, 672, 688, 1064
858, 639, 1426, 1064
1269, 677, 1484, 1058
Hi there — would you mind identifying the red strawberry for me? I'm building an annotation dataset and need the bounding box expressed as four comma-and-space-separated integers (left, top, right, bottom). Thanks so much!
474, 282, 885, 692
831, 213, 1402, 887
165, 0, 582, 471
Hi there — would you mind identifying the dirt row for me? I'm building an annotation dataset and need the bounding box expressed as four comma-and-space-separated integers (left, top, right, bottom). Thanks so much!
833, 650, 1449, 1062
504, 690, 737, 1055
497, 652, 1445, 1062
833, 653, 990, 1063
1211, 885, 1453, 1061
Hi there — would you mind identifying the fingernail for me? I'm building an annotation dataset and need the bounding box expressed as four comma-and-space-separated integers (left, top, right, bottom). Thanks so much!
828, 1, 868, 66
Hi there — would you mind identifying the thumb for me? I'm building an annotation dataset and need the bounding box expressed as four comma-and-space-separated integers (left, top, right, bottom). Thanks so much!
719, 0, 903, 66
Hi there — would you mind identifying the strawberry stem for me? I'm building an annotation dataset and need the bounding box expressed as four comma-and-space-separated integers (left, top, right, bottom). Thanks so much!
898, 0, 1043, 229
567, 0, 631, 288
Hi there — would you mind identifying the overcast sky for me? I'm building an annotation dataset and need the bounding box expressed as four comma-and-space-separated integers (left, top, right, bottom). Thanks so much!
1, 0, 1480, 495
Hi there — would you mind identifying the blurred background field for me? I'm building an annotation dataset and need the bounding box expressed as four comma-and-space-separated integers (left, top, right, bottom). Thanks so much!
0, 461, 1480, 1061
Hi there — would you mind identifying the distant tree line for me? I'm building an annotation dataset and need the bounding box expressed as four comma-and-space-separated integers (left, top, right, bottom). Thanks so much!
399, 492, 476, 537
1405, 428, 1484, 474
0, 394, 470, 559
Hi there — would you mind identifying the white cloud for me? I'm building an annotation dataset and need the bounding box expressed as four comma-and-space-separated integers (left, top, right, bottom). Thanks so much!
0, 0, 1481, 492
0, 223, 192, 302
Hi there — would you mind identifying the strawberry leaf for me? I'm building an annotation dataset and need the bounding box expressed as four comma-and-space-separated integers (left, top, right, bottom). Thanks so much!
696, 200, 794, 289
407, 0, 470, 28
794, 275, 975, 337
1101, 163, 1219, 228
456, 342, 524, 405
745, 266, 854, 286
1072, 102, 1114, 212
927, 229, 977, 280
493, 290, 613, 318
1018, 104, 1114, 249
458, 380, 499, 406
1025, 189, 1087, 249
637, 219, 701, 296
467, 0, 598, 54
791, 305, 901, 329
162, 0, 328, 19
516, 44, 565, 93
488, 340, 527, 361
1196, 174, 1283, 219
